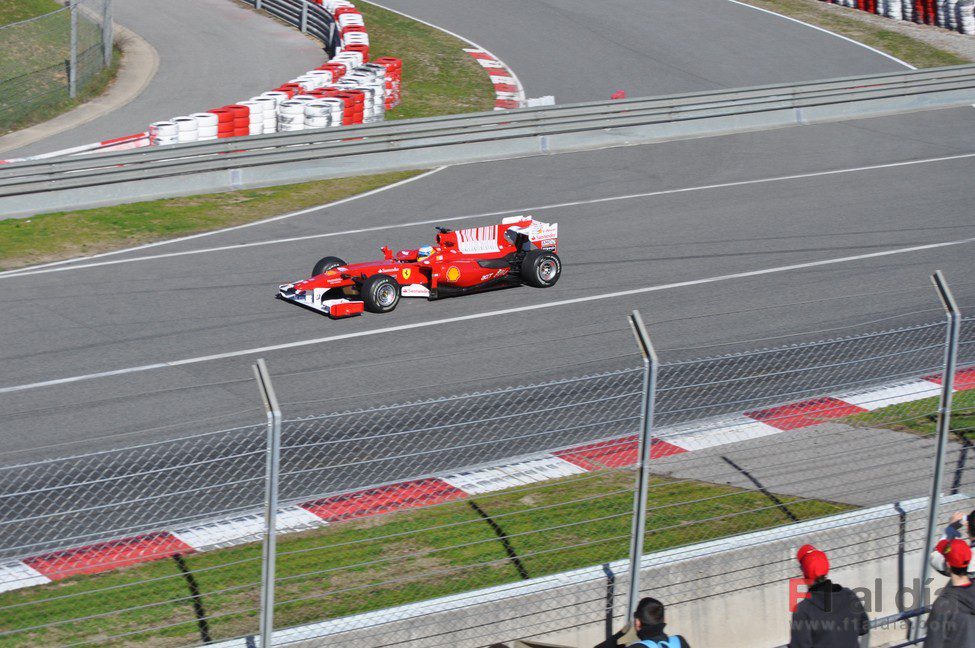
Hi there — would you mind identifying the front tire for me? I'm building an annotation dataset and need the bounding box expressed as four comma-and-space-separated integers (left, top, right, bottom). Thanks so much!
520, 250, 561, 288
360, 274, 401, 313
312, 255, 346, 277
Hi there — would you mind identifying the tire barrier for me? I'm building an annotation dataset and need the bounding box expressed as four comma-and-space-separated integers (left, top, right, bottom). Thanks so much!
148, 121, 178, 146
821, 0, 975, 34
142, 0, 403, 145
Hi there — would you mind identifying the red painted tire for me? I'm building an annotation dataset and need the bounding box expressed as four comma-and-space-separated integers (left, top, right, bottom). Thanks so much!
208, 108, 234, 123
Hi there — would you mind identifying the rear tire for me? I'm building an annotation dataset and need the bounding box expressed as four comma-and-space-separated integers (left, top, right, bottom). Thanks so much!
360, 274, 400, 313
520, 250, 561, 288
312, 255, 346, 277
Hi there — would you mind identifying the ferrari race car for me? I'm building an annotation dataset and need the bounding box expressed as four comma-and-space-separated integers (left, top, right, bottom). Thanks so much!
277, 216, 560, 318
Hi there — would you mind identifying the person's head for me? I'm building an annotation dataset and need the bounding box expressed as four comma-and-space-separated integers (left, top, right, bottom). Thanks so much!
633, 597, 665, 631
796, 544, 830, 584
936, 538, 972, 578
417, 245, 434, 261
968, 509, 975, 540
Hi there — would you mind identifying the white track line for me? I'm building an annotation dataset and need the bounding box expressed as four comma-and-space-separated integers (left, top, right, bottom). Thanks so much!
725, 0, 915, 70
1, 235, 972, 395
5, 150, 975, 280
0, 167, 447, 279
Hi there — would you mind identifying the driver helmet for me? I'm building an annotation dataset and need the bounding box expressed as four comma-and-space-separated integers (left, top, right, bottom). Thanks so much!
417, 245, 434, 261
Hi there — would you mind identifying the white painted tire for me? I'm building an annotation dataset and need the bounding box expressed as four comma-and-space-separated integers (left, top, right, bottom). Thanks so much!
259, 91, 289, 107
149, 120, 179, 145
190, 112, 219, 128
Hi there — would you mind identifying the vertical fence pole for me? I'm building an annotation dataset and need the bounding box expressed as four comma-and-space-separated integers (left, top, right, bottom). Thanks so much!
626, 310, 658, 619
300, 0, 309, 33
69, 0, 78, 99
913, 271, 962, 639
102, 0, 113, 67
253, 358, 282, 648
255, 0, 263, 10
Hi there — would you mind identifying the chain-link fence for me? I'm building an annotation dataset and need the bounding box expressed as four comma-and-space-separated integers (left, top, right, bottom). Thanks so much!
0, 0, 113, 132
0, 305, 972, 646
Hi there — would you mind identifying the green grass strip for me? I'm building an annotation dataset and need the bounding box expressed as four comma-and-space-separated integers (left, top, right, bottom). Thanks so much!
0, 170, 424, 271
844, 389, 975, 438
0, 471, 850, 646
0, 0, 62, 25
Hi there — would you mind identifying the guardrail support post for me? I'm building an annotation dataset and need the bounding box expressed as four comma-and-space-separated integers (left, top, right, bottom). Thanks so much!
102, 0, 113, 67
255, 0, 263, 10
626, 310, 658, 620
69, 0, 78, 99
254, 358, 282, 647
913, 271, 962, 640
300, 0, 309, 33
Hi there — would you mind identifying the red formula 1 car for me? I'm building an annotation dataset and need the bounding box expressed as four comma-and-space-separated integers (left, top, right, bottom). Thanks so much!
277, 216, 560, 318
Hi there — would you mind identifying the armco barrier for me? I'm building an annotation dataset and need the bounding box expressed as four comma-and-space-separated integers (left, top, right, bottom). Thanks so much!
2, 64, 975, 217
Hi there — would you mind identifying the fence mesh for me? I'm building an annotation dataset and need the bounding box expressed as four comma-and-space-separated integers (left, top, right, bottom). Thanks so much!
0, 316, 972, 646
0, 0, 112, 133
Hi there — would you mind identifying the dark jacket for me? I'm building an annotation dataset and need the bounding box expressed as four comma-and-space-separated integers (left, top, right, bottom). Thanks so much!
924, 581, 975, 648
788, 580, 869, 648
593, 622, 690, 648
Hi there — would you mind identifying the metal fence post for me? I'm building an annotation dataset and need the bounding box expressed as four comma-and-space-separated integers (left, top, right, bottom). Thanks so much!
254, 358, 282, 648
69, 0, 78, 98
626, 310, 658, 619
102, 0, 113, 67
300, 0, 309, 33
256, 0, 263, 10
913, 271, 962, 639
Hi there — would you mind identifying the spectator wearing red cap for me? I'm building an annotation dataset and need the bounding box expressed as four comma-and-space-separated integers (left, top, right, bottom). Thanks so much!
924, 538, 975, 648
930, 510, 975, 578
788, 544, 869, 648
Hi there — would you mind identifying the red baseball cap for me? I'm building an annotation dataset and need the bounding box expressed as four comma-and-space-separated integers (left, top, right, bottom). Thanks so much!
797, 544, 830, 580
936, 538, 972, 569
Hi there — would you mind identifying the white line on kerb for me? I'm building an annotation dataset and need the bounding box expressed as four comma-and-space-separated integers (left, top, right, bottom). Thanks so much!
4, 151, 975, 280
1, 235, 972, 395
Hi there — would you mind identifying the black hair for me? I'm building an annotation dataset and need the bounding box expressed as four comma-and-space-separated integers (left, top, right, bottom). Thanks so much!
967, 509, 975, 540
950, 565, 969, 577
634, 597, 665, 626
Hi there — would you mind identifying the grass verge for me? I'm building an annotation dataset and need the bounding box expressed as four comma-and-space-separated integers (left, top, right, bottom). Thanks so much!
0, 471, 850, 646
844, 389, 975, 438
0, 170, 424, 270
0, 0, 61, 25
1, 0, 496, 271
738, 0, 969, 67
356, 0, 496, 119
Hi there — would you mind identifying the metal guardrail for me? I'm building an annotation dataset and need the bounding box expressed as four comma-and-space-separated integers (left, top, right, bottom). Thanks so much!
2, 64, 975, 217
244, 0, 341, 56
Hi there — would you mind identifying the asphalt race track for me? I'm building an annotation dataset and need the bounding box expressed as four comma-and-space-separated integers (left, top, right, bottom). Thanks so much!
1, 0, 974, 530
374, 0, 900, 101
6, 0, 324, 159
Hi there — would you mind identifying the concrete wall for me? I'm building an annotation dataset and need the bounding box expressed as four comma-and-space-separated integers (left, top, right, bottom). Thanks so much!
214, 495, 973, 648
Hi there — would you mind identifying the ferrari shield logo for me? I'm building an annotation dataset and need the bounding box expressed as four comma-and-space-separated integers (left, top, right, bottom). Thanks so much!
446, 266, 461, 282
401, 268, 412, 280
